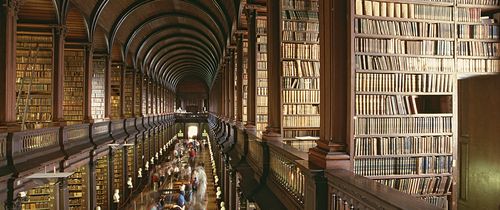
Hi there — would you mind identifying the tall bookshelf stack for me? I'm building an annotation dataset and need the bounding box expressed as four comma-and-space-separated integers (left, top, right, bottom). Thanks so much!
113, 149, 123, 204
63, 49, 85, 124
280, 0, 320, 152
91, 58, 106, 120
95, 156, 108, 209
67, 165, 88, 210
256, 15, 269, 135
243, 39, 248, 123
142, 78, 147, 115
15, 32, 53, 130
110, 65, 121, 118
127, 146, 134, 185
351, 0, 500, 208
123, 68, 134, 117
21, 184, 55, 209
234, 50, 239, 120
135, 72, 142, 115
137, 139, 143, 169
144, 135, 150, 162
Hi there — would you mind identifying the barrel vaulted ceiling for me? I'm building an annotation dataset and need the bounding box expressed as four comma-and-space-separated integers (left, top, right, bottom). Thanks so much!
16, 0, 243, 92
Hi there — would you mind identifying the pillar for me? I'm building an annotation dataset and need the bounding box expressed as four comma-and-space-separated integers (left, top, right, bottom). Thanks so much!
0, 0, 19, 131
83, 44, 94, 123
262, 0, 282, 141
245, 8, 257, 133
308, 0, 350, 169
236, 34, 244, 125
52, 25, 67, 125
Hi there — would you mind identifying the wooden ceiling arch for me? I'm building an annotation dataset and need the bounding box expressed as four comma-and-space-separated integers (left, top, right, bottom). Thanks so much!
169, 67, 213, 89
137, 24, 222, 69
65, 7, 88, 42
17, 0, 58, 24
145, 38, 218, 69
157, 55, 214, 84
150, 45, 217, 78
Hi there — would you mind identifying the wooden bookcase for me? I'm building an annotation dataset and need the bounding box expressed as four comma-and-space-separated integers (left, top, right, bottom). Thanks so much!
110, 65, 121, 118
113, 149, 123, 205
68, 165, 88, 210
123, 68, 134, 117
142, 78, 147, 115
350, 0, 500, 208
63, 49, 85, 124
137, 138, 144, 169
126, 146, 134, 185
256, 15, 268, 135
91, 57, 106, 120
280, 0, 320, 152
243, 39, 249, 123
95, 156, 108, 209
15, 32, 53, 130
234, 49, 239, 120
21, 183, 56, 210
134, 72, 142, 115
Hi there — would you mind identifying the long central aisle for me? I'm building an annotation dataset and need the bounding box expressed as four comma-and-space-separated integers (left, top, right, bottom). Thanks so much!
125, 146, 218, 210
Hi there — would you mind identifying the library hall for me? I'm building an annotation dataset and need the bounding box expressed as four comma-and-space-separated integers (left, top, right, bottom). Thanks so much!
0, 0, 499, 209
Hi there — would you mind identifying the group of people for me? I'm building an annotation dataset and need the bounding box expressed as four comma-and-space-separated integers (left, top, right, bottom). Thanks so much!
149, 138, 207, 210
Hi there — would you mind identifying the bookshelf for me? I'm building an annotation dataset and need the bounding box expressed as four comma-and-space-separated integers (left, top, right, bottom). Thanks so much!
234, 50, 239, 120
137, 139, 143, 169
350, 0, 500, 208
124, 69, 134, 117
113, 149, 123, 205
92, 57, 106, 120
21, 184, 56, 210
280, 0, 320, 151
243, 39, 248, 123
15, 32, 53, 130
68, 165, 88, 210
95, 156, 108, 209
135, 72, 142, 116
142, 78, 147, 115
110, 65, 121, 118
127, 146, 134, 183
144, 135, 150, 161
256, 15, 268, 135
63, 49, 85, 124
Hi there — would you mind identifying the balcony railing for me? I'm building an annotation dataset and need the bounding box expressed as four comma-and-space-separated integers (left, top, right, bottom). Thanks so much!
208, 113, 443, 210
11, 127, 59, 155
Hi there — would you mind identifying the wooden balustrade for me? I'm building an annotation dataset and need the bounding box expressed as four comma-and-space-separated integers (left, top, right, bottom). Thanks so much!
92, 121, 110, 137
247, 137, 264, 175
326, 169, 442, 210
268, 143, 307, 206
63, 123, 89, 143
0, 133, 7, 159
11, 127, 59, 155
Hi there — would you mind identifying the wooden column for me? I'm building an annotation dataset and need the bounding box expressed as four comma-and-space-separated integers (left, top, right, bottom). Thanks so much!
52, 25, 67, 125
120, 64, 125, 118
0, 0, 19, 131
236, 34, 244, 124
83, 45, 94, 123
221, 66, 226, 118
228, 49, 235, 122
263, 0, 282, 141
131, 69, 136, 117
104, 55, 112, 119
309, 0, 350, 169
245, 8, 257, 132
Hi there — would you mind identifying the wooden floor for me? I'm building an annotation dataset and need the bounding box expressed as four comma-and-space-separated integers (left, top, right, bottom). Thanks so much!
125, 146, 218, 210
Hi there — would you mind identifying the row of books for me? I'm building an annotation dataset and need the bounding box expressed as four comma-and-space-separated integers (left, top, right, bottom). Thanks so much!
458, 0, 500, 5
355, 0, 453, 21
456, 58, 500, 72
16, 77, 51, 84
283, 115, 320, 127
257, 86, 268, 96
282, 31, 319, 42
375, 176, 452, 195
283, 21, 319, 31
355, 55, 455, 72
283, 90, 320, 103
354, 155, 453, 176
458, 24, 500, 39
422, 196, 448, 209
283, 104, 319, 115
16, 42, 52, 49
283, 60, 320, 77
354, 116, 453, 135
16, 57, 52, 64
257, 18, 267, 34
282, 10, 318, 21
355, 94, 421, 115
282, 0, 318, 10
95, 157, 108, 208
283, 78, 319, 89
16, 64, 53, 73
91, 59, 106, 120
257, 96, 268, 107
355, 38, 453, 56
283, 129, 319, 138
354, 136, 453, 156
355, 19, 454, 38
355, 73, 454, 93
457, 41, 500, 57
282, 43, 320, 60
16, 84, 51, 92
